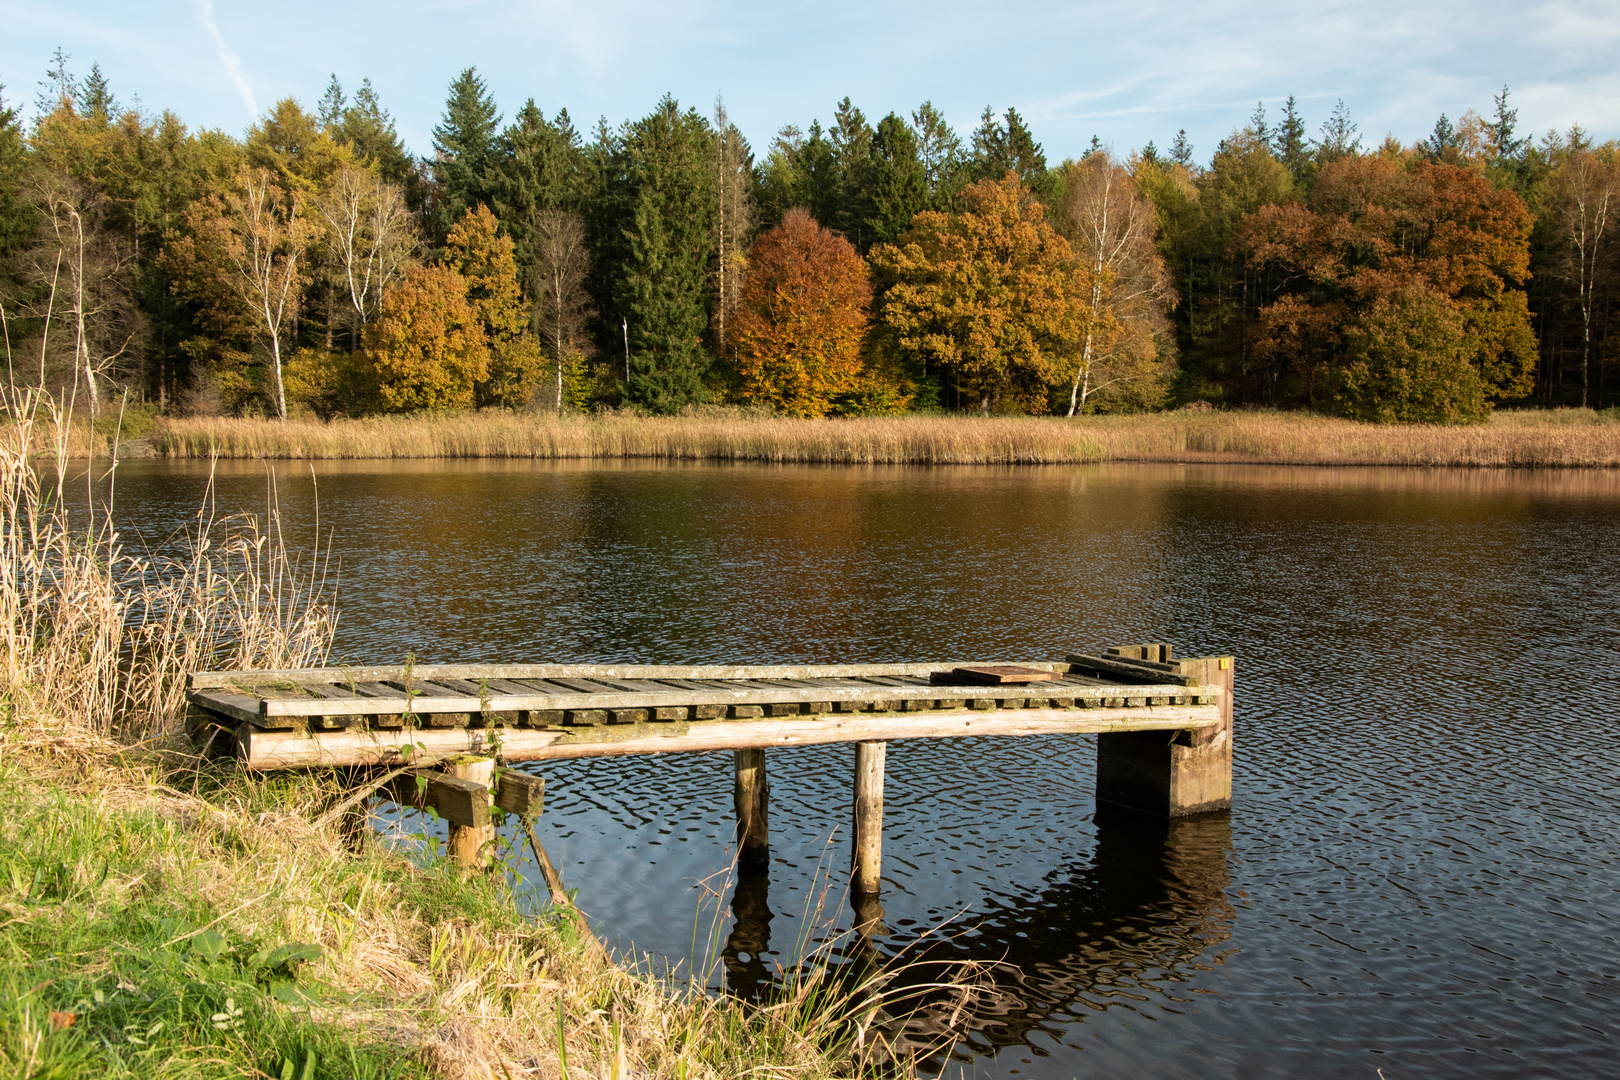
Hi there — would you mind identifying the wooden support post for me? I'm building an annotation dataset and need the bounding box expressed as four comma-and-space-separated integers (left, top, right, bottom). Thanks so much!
733, 748, 769, 868
1096, 650, 1233, 818
851, 741, 885, 895
446, 755, 495, 869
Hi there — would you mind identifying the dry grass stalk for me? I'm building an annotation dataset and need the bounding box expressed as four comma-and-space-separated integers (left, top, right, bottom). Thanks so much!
146, 408, 1620, 468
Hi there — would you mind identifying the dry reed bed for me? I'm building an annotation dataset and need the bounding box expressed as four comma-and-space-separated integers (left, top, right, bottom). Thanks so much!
149, 410, 1620, 468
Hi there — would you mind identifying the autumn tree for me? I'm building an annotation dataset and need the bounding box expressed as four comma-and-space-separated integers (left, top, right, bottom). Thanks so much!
1238, 156, 1537, 420
871, 171, 1086, 412
1055, 152, 1175, 413
530, 208, 592, 411
445, 204, 540, 407
728, 209, 872, 416
361, 264, 485, 410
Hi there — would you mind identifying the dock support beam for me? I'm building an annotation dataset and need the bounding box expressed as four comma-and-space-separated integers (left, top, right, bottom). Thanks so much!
447, 755, 495, 868
852, 741, 885, 895
1096, 648, 1234, 818
733, 748, 770, 868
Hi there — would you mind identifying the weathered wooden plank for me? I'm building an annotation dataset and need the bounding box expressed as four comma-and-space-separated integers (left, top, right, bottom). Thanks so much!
494, 771, 544, 817
1065, 654, 1201, 687
936, 665, 1061, 686
189, 690, 263, 726
191, 661, 1071, 690
237, 704, 1221, 768
381, 773, 490, 828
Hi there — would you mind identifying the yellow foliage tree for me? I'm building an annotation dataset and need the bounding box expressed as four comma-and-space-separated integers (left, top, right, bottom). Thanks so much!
870, 171, 1088, 413
446, 204, 540, 407
361, 264, 487, 411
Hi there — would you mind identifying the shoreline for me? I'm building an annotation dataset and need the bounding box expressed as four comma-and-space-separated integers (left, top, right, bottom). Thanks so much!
122, 409, 1620, 469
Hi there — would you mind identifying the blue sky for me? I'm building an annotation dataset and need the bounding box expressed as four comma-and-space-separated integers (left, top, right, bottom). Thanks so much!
3, 0, 1617, 164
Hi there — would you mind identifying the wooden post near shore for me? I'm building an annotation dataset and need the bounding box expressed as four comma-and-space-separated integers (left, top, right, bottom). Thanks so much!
447, 755, 495, 868
1096, 645, 1234, 818
852, 741, 886, 895
733, 748, 769, 868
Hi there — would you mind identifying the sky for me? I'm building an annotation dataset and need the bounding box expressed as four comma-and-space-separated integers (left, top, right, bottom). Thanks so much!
3, 0, 1618, 165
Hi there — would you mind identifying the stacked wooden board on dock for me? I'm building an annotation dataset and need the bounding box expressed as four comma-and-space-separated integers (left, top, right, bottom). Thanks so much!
186, 656, 1225, 770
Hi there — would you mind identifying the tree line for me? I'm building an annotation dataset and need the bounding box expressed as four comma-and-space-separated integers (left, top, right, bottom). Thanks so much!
1, 54, 1616, 424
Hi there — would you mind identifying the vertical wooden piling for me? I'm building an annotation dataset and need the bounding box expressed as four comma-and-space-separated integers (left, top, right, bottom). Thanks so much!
733, 748, 770, 868
1096, 649, 1234, 818
447, 755, 495, 868
851, 741, 885, 894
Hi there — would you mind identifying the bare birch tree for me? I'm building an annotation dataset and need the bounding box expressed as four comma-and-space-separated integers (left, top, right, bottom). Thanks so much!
713, 96, 753, 354
1055, 152, 1175, 414
529, 208, 592, 411
1549, 148, 1619, 408
315, 164, 414, 340
214, 166, 317, 419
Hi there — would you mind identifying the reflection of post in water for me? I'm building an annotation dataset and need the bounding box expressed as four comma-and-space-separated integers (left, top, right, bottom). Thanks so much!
721, 865, 775, 1001
881, 810, 1237, 1067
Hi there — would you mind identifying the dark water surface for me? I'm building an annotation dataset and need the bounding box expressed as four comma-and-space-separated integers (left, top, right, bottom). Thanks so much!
108, 460, 1620, 1079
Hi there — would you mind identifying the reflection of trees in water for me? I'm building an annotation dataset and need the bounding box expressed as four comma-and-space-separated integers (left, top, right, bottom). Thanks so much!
720, 812, 1234, 1069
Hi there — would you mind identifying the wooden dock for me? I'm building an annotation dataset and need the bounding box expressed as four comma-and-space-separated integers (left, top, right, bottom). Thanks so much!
187, 643, 1234, 888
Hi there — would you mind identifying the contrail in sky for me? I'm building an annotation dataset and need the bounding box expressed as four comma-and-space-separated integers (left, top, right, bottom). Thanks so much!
196, 0, 258, 119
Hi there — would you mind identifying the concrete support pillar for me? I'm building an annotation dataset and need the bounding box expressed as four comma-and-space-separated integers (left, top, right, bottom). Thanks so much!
1096, 650, 1233, 818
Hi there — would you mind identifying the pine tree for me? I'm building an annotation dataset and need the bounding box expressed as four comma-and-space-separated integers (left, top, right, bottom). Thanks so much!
1425, 113, 1459, 162
1315, 99, 1362, 163
1249, 101, 1268, 143
489, 99, 581, 276
830, 97, 874, 247
431, 68, 501, 240
337, 78, 413, 187
910, 101, 961, 203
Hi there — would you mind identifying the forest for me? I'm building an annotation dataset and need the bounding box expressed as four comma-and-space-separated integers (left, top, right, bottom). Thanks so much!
1, 53, 1617, 425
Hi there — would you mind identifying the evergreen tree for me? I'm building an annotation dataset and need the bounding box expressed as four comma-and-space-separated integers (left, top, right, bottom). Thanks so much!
431, 68, 501, 241
1170, 129, 1193, 167
613, 96, 716, 412
1314, 99, 1362, 163
1425, 113, 1460, 162
337, 78, 413, 187
1271, 95, 1310, 184
0, 83, 33, 260
317, 74, 346, 130
865, 113, 928, 247
77, 63, 115, 127
910, 101, 961, 204
36, 47, 74, 119
829, 97, 874, 247
489, 100, 581, 277
1486, 86, 1533, 195
1249, 101, 1268, 144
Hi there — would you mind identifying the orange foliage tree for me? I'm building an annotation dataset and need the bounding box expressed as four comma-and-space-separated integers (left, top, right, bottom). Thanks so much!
729, 209, 875, 416
1239, 157, 1536, 421
361, 264, 487, 410
446, 204, 542, 407
871, 171, 1087, 413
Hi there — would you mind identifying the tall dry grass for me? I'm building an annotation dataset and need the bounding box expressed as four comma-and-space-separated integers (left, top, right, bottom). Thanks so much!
149, 408, 1620, 468
0, 385, 335, 736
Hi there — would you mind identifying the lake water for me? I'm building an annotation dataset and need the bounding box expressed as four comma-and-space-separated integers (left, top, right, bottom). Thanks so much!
106, 459, 1620, 1079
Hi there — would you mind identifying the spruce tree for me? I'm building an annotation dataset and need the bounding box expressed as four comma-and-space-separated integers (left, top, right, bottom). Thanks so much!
866, 113, 928, 247
489, 100, 581, 276
432, 68, 501, 240
0, 83, 32, 260
613, 96, 716, 413
338, 78, 414, 187
1272, 95, 1310, 184
317, 74, 345, 130
77, 63, 115, 127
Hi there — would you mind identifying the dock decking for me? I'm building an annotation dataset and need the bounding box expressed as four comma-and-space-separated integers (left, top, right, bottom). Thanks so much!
187, 644, 1235, 884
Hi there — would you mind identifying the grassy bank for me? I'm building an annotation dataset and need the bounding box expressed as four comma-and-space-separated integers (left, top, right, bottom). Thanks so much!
145, 409, 1620, 468
0, 389, 936, 1079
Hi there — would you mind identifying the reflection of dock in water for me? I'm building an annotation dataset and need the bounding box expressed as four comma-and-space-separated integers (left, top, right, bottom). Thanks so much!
721, 812, 1235, 1066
